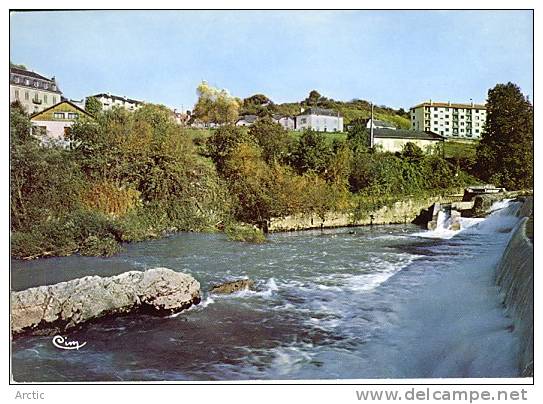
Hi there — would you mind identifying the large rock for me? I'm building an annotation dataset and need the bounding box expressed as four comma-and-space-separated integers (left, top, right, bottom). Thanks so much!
11, 268, 200, 335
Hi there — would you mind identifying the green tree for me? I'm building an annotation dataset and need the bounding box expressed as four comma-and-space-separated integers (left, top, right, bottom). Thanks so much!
400, 142, 424, 163
248, 117, 293, 164
475, 82, 533, 190
85, 96, 102, 115
305, 90, 322, 106
291, 129, 332, 174
206, 125, 255, 172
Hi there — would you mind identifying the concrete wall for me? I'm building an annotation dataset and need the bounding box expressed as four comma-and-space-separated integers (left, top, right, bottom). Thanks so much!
268, 192, 464, 232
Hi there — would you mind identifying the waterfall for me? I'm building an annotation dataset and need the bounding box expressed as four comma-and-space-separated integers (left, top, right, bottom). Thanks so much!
495, 197, 533, 377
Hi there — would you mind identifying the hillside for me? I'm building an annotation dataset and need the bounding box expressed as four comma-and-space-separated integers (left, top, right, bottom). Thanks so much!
241, 92, 411, 129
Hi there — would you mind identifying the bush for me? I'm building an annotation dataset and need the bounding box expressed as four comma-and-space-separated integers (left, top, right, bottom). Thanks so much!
224, 223, 267, 244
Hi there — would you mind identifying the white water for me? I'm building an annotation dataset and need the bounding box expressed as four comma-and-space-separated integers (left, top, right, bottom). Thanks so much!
11, 200, 525, 381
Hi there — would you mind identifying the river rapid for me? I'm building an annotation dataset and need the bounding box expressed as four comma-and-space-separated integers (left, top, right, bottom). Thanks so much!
11, 201, 523, 381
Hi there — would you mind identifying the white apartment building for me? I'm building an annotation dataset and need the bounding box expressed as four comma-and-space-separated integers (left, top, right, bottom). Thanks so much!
295, 107, 343, 132
410, 101, 487, 139
88, 93, 144, 111
10, 66, 62, 114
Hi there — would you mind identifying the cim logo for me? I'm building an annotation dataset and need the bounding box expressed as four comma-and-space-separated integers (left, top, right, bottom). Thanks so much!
52, 335, 87, 350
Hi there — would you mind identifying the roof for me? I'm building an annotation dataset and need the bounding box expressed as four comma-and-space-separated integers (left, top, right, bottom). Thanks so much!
30, 100, 94, 120
373, 128, 445, 141
90, 93, 144, 105
410, 101, 486, 110
365, 118, 396, 128
10, 67, 62, 94
10, 67, 55, 82
237, 115, 258, 123
298, 107, 342, 117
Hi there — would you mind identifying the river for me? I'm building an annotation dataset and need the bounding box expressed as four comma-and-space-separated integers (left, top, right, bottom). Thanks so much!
11, 201, 523, 381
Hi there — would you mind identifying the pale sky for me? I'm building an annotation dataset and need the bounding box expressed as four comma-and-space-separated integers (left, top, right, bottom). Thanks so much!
10, 10, 533, 111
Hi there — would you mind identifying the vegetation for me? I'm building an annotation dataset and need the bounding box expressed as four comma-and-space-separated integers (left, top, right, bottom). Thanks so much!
84, 96, 102, 115
193, 81, 242, 125
475, 83, 533, 190
11, 103, 233, 259
16, 81, 530, 259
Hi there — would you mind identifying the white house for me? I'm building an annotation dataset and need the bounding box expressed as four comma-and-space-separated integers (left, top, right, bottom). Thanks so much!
88, 93, 144, 111
295, 107, 343, 132
236, 115, 258, 127
273, 115, 295, 130
10, 66, 62, 114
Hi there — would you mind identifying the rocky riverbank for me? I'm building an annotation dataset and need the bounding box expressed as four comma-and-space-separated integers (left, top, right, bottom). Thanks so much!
11, 268, 201, 336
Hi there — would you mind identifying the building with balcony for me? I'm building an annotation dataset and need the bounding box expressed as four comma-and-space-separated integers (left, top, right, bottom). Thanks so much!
88, 93, 144, 111
10, 66, 62, 114
409, 101, 486, 139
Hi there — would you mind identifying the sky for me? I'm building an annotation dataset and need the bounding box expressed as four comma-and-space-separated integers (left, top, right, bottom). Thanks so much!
9, 10, 533, 111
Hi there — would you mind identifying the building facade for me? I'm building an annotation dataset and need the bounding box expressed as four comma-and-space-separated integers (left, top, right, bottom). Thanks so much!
373, 128, 444, 154
273, 116, 295, 131
295, 107, 343, 132
10, 66, 62, 114
88, 93, 144, 111
410, 101, 486, 139
30, 101, 92, 145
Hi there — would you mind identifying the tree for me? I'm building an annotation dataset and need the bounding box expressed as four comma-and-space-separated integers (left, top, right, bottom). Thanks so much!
193, 81, 242, 125
305, 90, 323, 106
248, 117, 293, 164
85, 97, 103, 115
291, 129, 332, 174
241, 94, 274, 117
475, 83, 533, 190
399, 142, 424, 163
205, 125, 255, 172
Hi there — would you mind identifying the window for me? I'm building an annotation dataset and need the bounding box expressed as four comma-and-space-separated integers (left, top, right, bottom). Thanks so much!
53, 96, 57, 104
434, 107, 438, 111
44, 95, 48, 104
24, 79, 30, 85
44, 83, 49, 90
15, 89, 19, 99
14, 76, 20, 84
67, 113, 79, 119
53, 112, 65, 119
34, 80, 39, 87
434, 114, 438, 118
445, 115, 449, 118
476, 129, 480, 133
25, 91, 29, 100
434, 121, 438, 125
460, 115, 464, 119
445, 108, 449, 111
460, 129, 464, 133
445, 128, 449, 132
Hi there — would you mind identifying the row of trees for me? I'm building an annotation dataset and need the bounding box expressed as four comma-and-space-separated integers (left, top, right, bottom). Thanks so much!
204, 118, 473, 224
11, 102, 233, 258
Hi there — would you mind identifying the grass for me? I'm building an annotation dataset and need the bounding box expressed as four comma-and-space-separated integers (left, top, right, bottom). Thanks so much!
443, 140, 478, 159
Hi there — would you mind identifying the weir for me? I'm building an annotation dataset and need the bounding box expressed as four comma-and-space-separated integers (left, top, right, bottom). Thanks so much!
495, 197, 533, 377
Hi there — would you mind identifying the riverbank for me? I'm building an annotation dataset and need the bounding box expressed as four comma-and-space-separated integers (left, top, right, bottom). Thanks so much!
267, 189, 464, 232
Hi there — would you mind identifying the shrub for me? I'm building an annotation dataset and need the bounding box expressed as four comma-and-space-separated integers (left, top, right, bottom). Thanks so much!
224, 223, 267, 244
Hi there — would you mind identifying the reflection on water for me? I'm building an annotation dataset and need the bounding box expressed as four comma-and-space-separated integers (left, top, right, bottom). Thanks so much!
11, 204, 523, 381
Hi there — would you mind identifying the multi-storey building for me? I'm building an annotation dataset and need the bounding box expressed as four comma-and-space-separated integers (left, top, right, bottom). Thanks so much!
295, 107, 343, 132
410, 101, 486, 139
88, 93, 144, 111
10, 66, 62, 114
